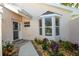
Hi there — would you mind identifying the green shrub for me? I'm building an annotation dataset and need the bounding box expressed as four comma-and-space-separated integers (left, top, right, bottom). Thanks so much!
42, 38, 49, 50
34, 38, 43, 44
59, 40, 73, 51
72, 43, 79, 50
47, 42, 51, 48
59, 40, 63, 43
34, 38, 38, 42
58, 40, 74, 51
2, 41, 14, 56
50, 40, 56, 46
3, 41, 14, 49
43, 38, 48, 44
37, 39, 43, 44
62, 41, 73, 51
42, 43, 48, 50
50, 40, 56, 43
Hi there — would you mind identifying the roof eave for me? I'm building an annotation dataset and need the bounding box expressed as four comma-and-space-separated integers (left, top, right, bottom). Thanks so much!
46, 3, 73, 13
0, 3, 32, 18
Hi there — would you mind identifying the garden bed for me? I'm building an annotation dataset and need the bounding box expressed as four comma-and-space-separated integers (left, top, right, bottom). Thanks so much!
32, 38, 79, 56
2, 41, 20, 56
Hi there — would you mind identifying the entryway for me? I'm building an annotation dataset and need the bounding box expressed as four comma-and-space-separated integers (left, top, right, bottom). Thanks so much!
13, 22, 19, 40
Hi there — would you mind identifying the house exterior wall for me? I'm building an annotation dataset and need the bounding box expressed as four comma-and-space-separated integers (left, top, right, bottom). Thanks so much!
16, 4, 71, 41
2, 3, 71, 42
2, 7, 23, 42
60, 14, 70, 41
69, 17, 79, 45
22, 14, 70, 41
21, 16, 32, 40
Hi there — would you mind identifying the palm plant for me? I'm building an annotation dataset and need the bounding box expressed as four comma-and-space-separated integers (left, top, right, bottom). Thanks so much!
61, 3, 79, 8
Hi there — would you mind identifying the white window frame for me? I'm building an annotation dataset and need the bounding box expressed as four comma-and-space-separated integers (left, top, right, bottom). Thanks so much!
55, 17, 60, 36
39, 19, 42, 35
40, 14, 61, 37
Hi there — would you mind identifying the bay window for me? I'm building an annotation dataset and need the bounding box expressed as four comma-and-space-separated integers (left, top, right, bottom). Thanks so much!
39, 14, 60, 37
55, 17, 60, 36
45, 17, 52, 36
39, 19, 42, 35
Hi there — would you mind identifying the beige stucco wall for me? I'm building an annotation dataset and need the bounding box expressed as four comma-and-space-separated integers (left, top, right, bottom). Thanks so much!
2, 7, 23, 42
69, 17, 79, 45
2, 5, 31, 42
16, 3, 71, 40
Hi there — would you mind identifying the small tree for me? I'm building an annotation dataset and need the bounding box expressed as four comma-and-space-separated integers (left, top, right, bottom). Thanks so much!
61, 3, 79, 8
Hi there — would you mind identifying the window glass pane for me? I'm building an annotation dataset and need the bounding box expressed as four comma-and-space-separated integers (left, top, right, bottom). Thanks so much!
56, 27, 60, 35
24, 22, 30, 24
39, 19, 42, 35
39, 19, 42, 27
13, 22, 18, 30
55, 17, 59, 26
13, 31, 18, 39
24, 22, 30, 27
45, 28, 52, 36
45, 17, 52, 26
39, 28, 42, 35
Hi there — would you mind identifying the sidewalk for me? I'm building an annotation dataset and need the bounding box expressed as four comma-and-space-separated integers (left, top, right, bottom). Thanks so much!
18, 41, 38, 56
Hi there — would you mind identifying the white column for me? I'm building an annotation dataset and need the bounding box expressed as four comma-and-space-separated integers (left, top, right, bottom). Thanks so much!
0, 6, 3, 56
19, 22, 23, 39
42, 17, 45, 37
52, 16, 55, 40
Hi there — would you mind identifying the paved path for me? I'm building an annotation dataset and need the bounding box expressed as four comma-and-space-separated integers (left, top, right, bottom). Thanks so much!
18, 41, 38, 56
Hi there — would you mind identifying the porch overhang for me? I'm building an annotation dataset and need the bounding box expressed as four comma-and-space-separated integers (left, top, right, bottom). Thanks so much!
71, 14, 79, 20
0, 3, 32, 18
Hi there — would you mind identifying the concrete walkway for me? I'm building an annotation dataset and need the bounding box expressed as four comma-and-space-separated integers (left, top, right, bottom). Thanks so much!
18, 41, 39, 56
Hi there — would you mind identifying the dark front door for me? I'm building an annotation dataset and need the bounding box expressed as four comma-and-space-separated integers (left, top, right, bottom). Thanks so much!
13, 22, 19, 40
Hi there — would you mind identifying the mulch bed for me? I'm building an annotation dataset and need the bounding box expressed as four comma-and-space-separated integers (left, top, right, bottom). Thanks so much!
31, 40, 79, 56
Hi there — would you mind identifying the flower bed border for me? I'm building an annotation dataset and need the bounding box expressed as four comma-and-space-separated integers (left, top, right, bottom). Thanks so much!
31, 41, 42, 56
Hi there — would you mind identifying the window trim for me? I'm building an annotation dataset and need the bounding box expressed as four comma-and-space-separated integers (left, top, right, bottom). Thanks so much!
55, 17, 60, 36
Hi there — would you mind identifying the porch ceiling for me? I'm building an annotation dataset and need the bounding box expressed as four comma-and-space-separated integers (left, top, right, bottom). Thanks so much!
10, 3, 67, 18
0, 3, 32, 18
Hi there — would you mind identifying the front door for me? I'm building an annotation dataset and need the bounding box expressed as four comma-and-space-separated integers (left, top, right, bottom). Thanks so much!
13, 22, 19, 40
